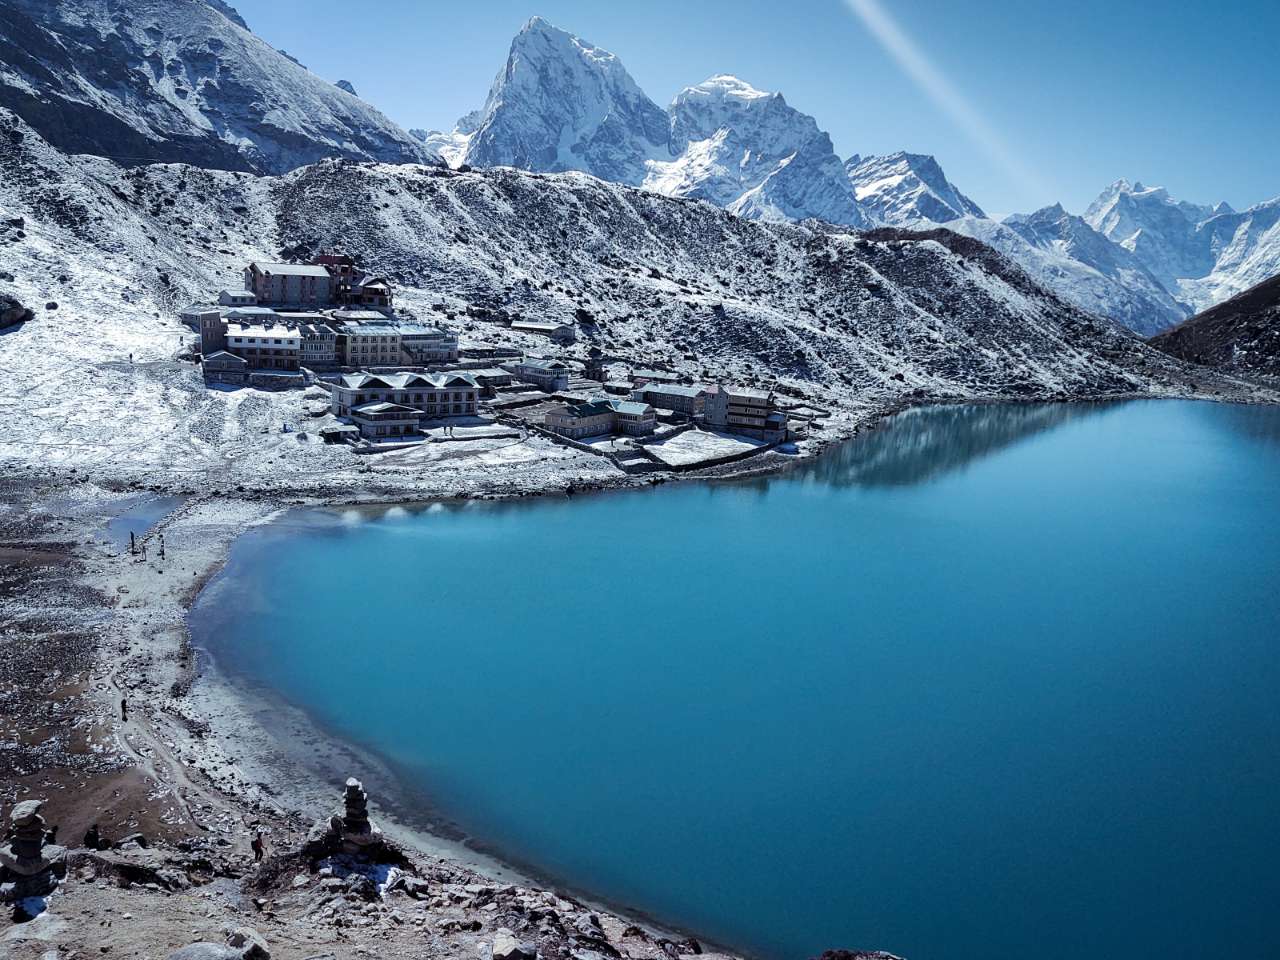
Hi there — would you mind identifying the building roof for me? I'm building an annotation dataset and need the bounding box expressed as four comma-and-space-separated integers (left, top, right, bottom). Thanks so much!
219, 288, 254, 298
330, 309, 391, 322
605, 399, 653, 416
553, 398, 652, 420
633, 369, 681, 381
515, 358, 568, 371
635, 383, 706, 398
338, 372, 477, 390
224, 306, 279, 319
470, 368, 513, 378
729, 387, 773, 401
352, 401, 419, 416
203, 350, 247, 366
226, 322, 301, 340
250, 262, 330, 278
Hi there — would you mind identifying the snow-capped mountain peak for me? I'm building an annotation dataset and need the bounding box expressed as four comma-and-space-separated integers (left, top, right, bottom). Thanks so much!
651, 74, 865, 226
845, 151, 986, 225
461, 16, 669, 184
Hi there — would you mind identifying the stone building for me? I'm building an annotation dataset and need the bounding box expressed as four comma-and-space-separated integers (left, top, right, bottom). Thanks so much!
503, 358, 570, 391
545, 397, 656, 439
225, 321, 301, 371
330, 371, 480, 420
631, 383, 708, 416
244, 262, 332, 306
703, 386, 788, 440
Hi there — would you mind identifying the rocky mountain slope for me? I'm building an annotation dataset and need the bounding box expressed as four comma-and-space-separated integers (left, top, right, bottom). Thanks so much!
2, 105, 1245, 490
845, 152, 984, 225
0, 0, 432, 173
1149, 273, 1280, 378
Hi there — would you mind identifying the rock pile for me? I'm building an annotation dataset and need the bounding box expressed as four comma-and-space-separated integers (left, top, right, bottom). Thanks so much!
0, 799, 69, 901
303, 777, 403, 865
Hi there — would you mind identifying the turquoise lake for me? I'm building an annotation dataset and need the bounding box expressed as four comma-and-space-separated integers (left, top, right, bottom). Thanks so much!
192, 400, 1280, 960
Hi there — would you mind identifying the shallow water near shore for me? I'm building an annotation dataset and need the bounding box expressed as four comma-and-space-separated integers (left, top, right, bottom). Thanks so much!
191, 400, 1280, 960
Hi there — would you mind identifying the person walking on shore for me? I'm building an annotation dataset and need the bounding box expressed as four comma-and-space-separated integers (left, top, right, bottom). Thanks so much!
251, 830, 265, 862
120, 696, 128, 723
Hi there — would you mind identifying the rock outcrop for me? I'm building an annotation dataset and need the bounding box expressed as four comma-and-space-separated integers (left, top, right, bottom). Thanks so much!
1, 292, 34, 329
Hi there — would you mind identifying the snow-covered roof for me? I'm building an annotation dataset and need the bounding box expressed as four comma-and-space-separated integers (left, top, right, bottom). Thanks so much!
226, 322, 301, 340
250, 262, 330, 278
352, 402, 419, 416
634, 383, 705, 398
339, 372, 477, 390
225, 306, 279, 319
203, 350, 247, 366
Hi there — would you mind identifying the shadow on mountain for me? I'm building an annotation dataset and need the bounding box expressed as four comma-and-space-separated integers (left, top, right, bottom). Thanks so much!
800, 401, 1124, 488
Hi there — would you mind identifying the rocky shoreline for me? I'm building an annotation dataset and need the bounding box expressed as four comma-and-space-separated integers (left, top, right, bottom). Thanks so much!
4, 386, 1278, 959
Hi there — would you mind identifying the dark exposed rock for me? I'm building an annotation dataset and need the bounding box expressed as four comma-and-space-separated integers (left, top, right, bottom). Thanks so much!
1, 294, 34, 329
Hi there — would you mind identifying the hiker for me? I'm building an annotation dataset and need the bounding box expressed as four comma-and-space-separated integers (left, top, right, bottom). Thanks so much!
120, 696, 128, 722
44, 824, 58, 845
83, 823, 101, 850
251, 830, 265, 862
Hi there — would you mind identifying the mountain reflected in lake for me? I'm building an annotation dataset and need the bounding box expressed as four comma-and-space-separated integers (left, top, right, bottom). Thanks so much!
800, 401, 1123, 488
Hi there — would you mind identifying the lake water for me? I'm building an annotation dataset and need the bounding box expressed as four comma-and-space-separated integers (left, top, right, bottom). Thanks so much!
191, 400, 1280, 960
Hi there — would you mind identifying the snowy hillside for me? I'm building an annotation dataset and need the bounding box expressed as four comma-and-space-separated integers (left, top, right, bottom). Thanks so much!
1, 107, 1228, 491
0, 0, 432, 173
845, 152, 985, 225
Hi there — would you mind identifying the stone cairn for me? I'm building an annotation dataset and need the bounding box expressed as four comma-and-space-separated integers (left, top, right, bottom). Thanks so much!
339, 778, 381, 856
305, 778, 394, 862
0, 800, 68, 902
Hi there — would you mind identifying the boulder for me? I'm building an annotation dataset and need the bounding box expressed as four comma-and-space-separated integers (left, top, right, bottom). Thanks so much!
493, 928, 537, 960
226, 925, 270, 959
0, 294, 34, 329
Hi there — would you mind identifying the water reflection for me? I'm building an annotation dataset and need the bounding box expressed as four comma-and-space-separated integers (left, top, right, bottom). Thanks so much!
1197, 401, 1280, 449
801, 402, 1123, 488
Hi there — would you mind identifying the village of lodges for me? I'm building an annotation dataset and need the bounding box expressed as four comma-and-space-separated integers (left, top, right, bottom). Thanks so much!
181, 255, 814, 467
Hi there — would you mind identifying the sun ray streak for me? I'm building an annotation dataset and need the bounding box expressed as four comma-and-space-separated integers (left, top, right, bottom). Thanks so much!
843, 0, 1050, 203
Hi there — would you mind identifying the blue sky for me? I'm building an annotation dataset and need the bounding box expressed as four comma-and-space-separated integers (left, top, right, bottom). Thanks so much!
232, 0, 1279, 218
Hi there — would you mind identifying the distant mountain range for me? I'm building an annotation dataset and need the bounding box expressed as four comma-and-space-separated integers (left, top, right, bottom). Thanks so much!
1, 5, 1276, 335
416, 17, 1280, 335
